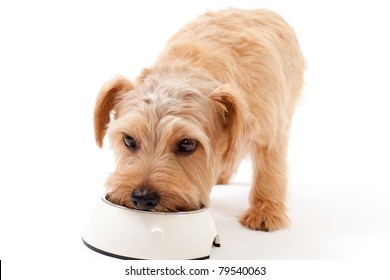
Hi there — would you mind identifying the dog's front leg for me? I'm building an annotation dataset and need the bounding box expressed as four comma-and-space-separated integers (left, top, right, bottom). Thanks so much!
240, 144, 289, 231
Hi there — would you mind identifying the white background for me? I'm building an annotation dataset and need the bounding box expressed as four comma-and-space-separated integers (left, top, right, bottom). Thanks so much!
1, 0, 389, 279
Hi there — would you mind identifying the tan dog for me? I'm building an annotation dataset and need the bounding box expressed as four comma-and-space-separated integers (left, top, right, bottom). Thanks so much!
94, 9, 304, 231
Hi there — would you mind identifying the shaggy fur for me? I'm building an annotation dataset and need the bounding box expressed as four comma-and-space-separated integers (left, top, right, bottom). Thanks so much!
94, 8, 304, 231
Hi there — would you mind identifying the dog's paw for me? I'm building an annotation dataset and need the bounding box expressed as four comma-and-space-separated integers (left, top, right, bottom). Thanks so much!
240, 206, 289, 232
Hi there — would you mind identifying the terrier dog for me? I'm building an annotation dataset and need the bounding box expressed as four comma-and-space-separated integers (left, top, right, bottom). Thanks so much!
94, 9, 304, 231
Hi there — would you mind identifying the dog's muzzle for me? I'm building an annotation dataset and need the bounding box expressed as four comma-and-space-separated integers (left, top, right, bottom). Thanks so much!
131, 188, 159, 211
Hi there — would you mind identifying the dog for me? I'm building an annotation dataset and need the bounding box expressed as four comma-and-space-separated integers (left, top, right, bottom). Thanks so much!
93, 8, 304, 231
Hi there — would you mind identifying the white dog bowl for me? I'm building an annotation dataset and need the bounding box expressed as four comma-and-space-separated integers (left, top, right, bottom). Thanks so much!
82, 196, 220, 260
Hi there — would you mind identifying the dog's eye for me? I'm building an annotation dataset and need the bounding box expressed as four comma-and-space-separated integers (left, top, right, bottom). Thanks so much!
123, 134, 137, 150
176, 139, 197, 155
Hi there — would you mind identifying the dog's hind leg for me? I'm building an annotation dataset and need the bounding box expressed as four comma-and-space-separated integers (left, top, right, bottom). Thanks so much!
216, 172, 233, 185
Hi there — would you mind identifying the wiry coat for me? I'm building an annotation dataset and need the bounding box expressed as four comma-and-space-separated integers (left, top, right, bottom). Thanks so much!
94, 9, 304, 231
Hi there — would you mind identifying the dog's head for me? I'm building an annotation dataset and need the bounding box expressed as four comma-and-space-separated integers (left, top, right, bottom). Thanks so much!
94, 69, 247, 212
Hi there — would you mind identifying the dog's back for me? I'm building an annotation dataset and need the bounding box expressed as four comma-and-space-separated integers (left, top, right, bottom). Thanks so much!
155, 9, 305, 231
158, 8, 304, 147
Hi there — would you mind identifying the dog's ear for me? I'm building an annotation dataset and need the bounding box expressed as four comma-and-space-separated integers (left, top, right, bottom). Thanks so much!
94, 76, 134, 147
210, 84, 249, 161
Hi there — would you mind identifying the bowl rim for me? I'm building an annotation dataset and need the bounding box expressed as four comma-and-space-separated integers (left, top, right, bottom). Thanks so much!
102, 195, 208, 216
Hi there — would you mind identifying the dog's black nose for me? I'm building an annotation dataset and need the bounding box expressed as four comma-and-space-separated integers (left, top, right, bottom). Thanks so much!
131, 188, 159, 211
